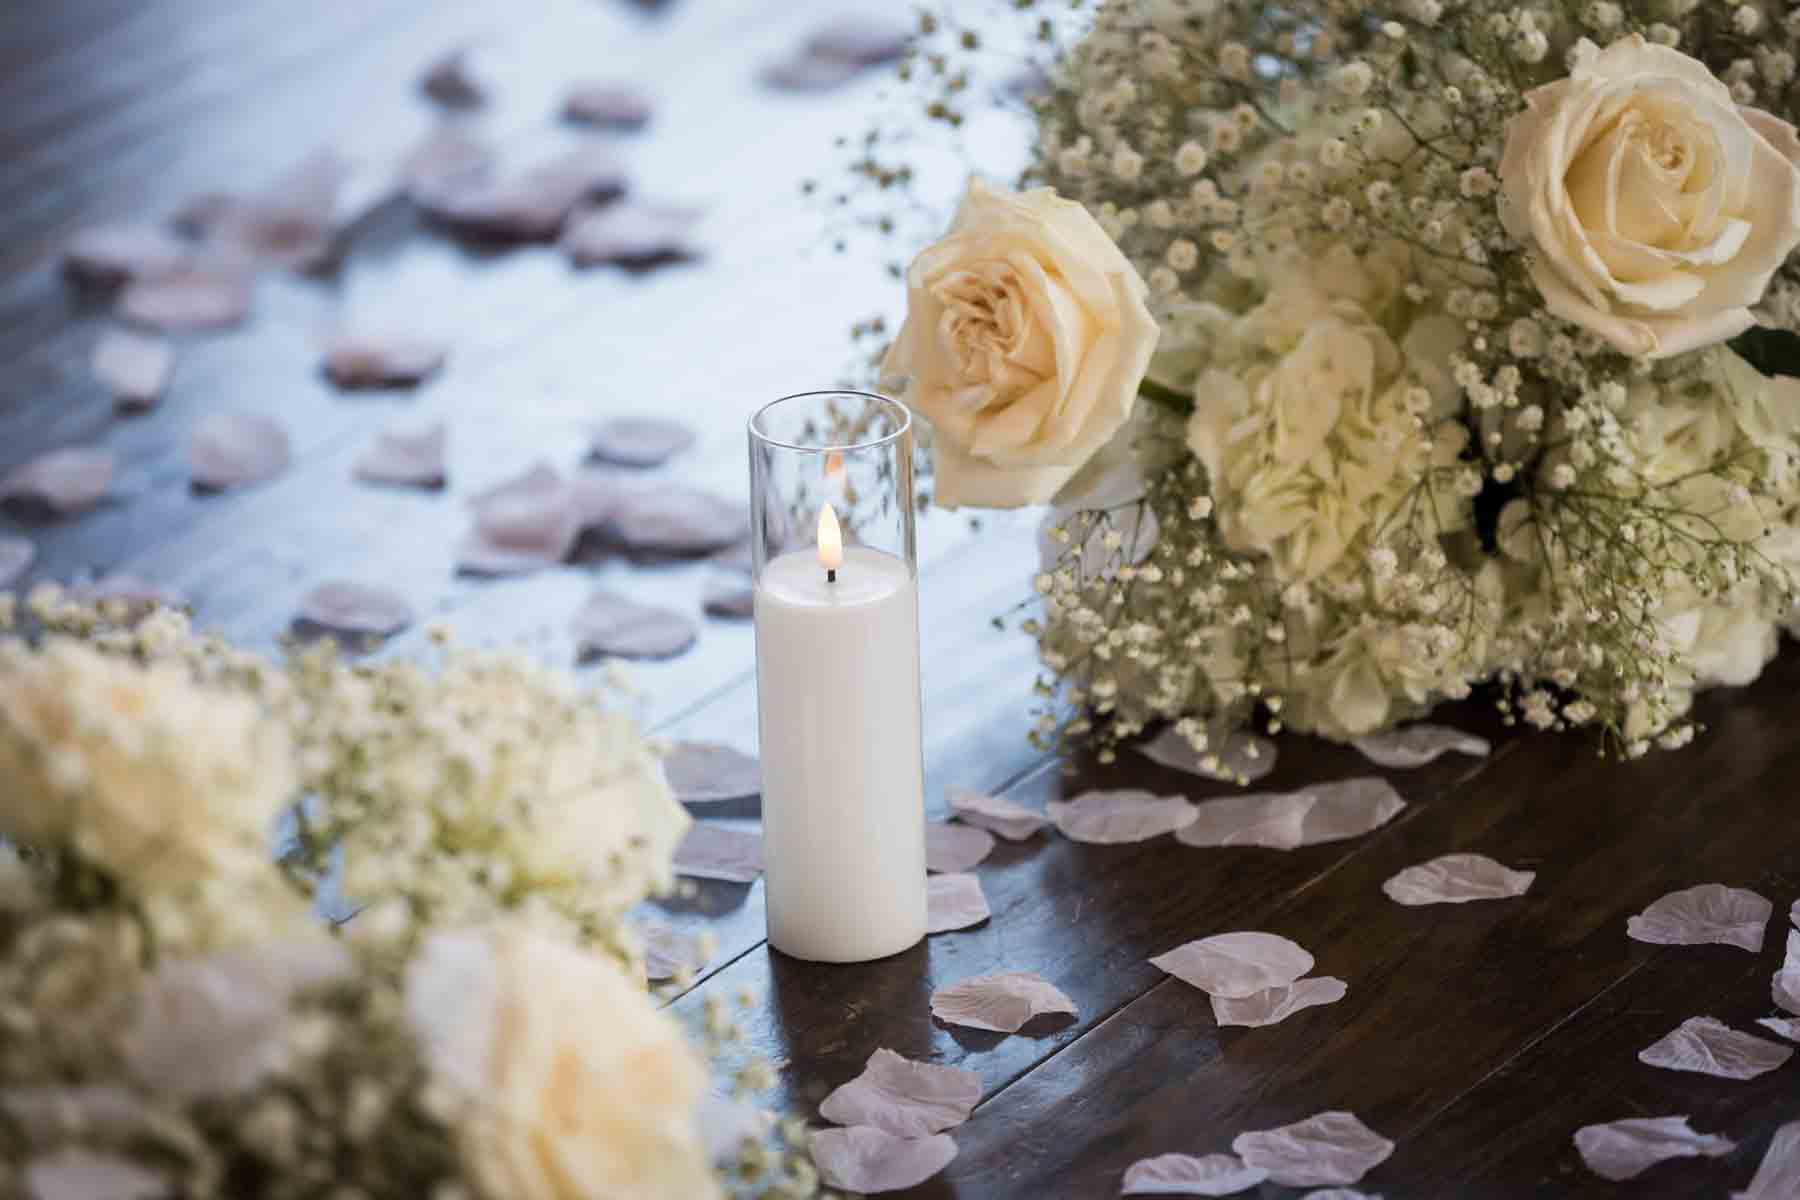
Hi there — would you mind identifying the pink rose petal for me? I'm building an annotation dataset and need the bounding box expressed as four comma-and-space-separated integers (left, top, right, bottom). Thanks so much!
1627, 884, 1772, 953
1047, 789, 1198, 845
1739, 1119, 1800, 1198
1758, 1016, 1800, 1041
702, 572, 753, 619
1151, 932, 1315, 999
805, 15, 913, 65
589, 416, 697, 468
189, 412, 290, 490
296, 580, 413, 638
810, 1126, 956, 1194
92, 329, 174, 410
564, 201, 702, 268
1292, 779, 1408, 846
1637, 1016, 1793, 1080
662, 741, 759, 804
2, 447, 115, 515
1212, 977, 1348, 1029
1121, 1153, 1269, 1196
930, 970, 1076, 1033
415, 145, 625, 241
1351, 724, 1490, 769
402, 126, 493, 196
571, 590, 697, 661
1381, 854, 1535, 906
1176, 792, 1315, 850
947, 785, 1049, 841
460, 463, 581, 573
1776, 929, 1800, 1015
604, 485, 747, 555
563, 82, 653, 129
926, 821, 994, 873
354, 422, 446, 488
119, 266, 252, 332
1574, 1115, 1735, 1182
1138, 724, 1276, 784
63, 223, 190, 287
323, 333, 447, 388
0, 536, 33, 589
819, 1048, 981, 1137
187, 150, 350, 270
927, 873, 990, 934
1231, 1112, 1395, 1188
672, 823, 762, 883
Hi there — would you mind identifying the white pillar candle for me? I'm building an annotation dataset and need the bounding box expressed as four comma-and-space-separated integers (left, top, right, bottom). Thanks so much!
753, 507, 927, 963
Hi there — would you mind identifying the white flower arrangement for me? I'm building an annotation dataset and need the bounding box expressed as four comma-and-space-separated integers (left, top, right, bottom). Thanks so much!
0, 596, 812, 1199
857, 0, 1800, 761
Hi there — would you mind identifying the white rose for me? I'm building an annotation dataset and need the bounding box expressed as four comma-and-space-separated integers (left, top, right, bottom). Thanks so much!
406, 927, 719, 1200
1499, 36, 1800, 358
884, 179, 1159, 508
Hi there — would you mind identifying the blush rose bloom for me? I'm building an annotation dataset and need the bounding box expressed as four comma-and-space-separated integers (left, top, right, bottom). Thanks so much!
1499, 36, 1800, 358
883, 179, 1159, 508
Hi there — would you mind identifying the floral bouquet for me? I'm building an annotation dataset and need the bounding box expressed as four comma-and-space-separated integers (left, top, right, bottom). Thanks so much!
0, 594, 811, 1199
862, 0, 1800, 763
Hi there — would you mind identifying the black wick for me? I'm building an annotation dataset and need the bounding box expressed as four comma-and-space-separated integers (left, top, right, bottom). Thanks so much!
827, 568, 837, 583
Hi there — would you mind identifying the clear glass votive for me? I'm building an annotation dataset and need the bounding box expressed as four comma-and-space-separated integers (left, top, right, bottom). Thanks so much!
747, 391, 926, 963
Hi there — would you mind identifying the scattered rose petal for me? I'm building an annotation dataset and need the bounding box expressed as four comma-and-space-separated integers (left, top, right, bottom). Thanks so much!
460, 463, 581, 573
930, 970, 1077, 1033
119, 266, 251, 331
323, 332, 447, 388
810, 1126, 957, 1194
63, 223, 190, 287
354, 422, 446, 488
805, 15, 912, 64
673, 823, 762, 883
1637, 1016, 1793, 1080
565, 201, 702, 268
1758, 1016, 1800, 1041
702, 572, 754, 619
92, 329, 174, 410
1139, 724, 1277, 784
296, 580, 413, 638
1047, 789, 1198, 845
1121, 1153, 1269, 1196
697, 1092, 766, 1162
1381, 854, 1536, 906
420, 45, 489, 107
1, 447, 115, 515
1150, 932, 1315, 999
1791, 899, 1798, 928
403, 126, 493, 195
927, 873, 990, 934
186, 150, 350, 269
1776, 929, 1800, 1015
0, 536, 33, 589
415, 144, 625, 240
563, 81, 653, 128
1574, 1115, 1735, 1182
1300, 779, 1409, 845
819, 1048, 981, 1137
663, 741, 759, 804
589, 416, 697, 467
23, 1149, 169, 1200
1739, 1119, 1800, 1199
605, 485, 747, 555
711, 540, 754, 574
189, 412, 290, 490
759, 53, 864, 92
1627, 884, 1772, 953
1352, 725, 1491, 769
1232, 1112, 1395, 1188
570, 470, 629, 530
1176, 792, 1316, 850
637, 921, 711, 982
926, 821, 995, 872
1212, 977, 1348, 1029
947, 785, 1049, 841
571, 590, 697, 661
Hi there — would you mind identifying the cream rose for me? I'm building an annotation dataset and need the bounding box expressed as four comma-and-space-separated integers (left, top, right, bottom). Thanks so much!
1499, 36, 1800, 358
406, 926, 719, 1200
884, 178, 1159, 508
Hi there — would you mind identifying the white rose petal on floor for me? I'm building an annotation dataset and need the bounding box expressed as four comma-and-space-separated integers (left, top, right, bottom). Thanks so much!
1299, 779, 1410, 844
571, 591, 697, 661
1139, 724, 1278, 784
1351, 725, 1491, 769
925, 821, 995, 872
818, 1048, 981, 1138
1048, 789, 1198, 844
189, 412, 291, 490
671, 824, 762, 884
92, 328, 174, 410
119, 266, 252, 332
354, 422, 447, 489
809, 1126, 957, 1194
1120, 1152, 1269, 1196
1739, 1120, 1800, 1199
460, 462, 582, 574
1572, 1115, 1735, 1181
1627, 883, 1772, 952
1637, 1016, 1794, 1079
930, 970, 1077, 1034
2, 447, 116, 515
662, 741, 759, 805
296, 580, 414, 639
588, 416, 697, 468
323, 332, 448, 388
1775, 930, 1800, 1015
1176, 791, 1315, 850
1381, 855, 1536, 906
562, 81, 653, 129
1757, 1016, 1800, 1042
604, 485, 747, 556
63, 222, 190, 285
1231, 1111, 1395, 1188
1150, 932, 1315, 999
947, 785, 1049, 841
926, 873, 990, 934
702, 572, 754, 619
1212, 977, 1348, 1029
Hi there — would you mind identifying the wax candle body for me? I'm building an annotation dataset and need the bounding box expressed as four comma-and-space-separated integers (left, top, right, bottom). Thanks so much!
753, 544, 927, 962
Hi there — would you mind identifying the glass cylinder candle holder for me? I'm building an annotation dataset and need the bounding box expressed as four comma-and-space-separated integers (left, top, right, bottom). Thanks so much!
747, 391, 926, 963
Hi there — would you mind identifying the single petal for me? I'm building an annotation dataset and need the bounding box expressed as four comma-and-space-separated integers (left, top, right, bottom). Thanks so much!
296, 580, 413, 638
63, 223, 190, 285
1626, 883, 1771, 952
589, 415, 698, 468
1300, 779, 1408, 845
1047, 789, 1198, 845
564, 203, 703, 269
818, 1048, 981, 1137
1121, 1152, 1269, 1196
1351, 725, 1490, 769
354, 422, 447, 488
1739, 1119, 1800, 1199
571, 591, 697, 660
930, 970, 1076, 1033
1573, 1116, 1734, 1182
672, 823, 763, 883
1757, 1016, 1800, 1042
810, 1126, 956, 1194
1139, 724, 1277, 784
702, 572, 754, 620
92, 329, 174, 409
926, 821, 996, 872
118, 267, 252, 332
604, 486, 747, 555
562, 82, 652, 129
1150, 932, 1315, 999
927, 872, 991, 934
189, 412, 290, 489
1382, 854, 1536, 906
1212, 977, 1348, 1029
322, 332, 447, 388
663, 741, 760, 804
1, 447, 116, 514
1637, 1016, 1793, 1079
1231, 1111, 1395, 1188
947, 785, 1050, 841
1176, 792, 1314, 850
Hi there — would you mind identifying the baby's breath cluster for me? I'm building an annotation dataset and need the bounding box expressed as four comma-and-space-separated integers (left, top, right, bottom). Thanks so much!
856, 0, 1800, 759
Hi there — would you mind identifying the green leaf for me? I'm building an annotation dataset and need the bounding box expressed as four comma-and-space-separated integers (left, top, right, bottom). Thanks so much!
1725, 326, 1800, 379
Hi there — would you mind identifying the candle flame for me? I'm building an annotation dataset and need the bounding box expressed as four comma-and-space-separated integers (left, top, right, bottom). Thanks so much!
823, 450, 846, 484
817, 503, 844, 571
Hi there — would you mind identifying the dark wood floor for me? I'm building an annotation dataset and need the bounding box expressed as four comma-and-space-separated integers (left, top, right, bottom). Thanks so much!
3, 3, 1796, 1197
